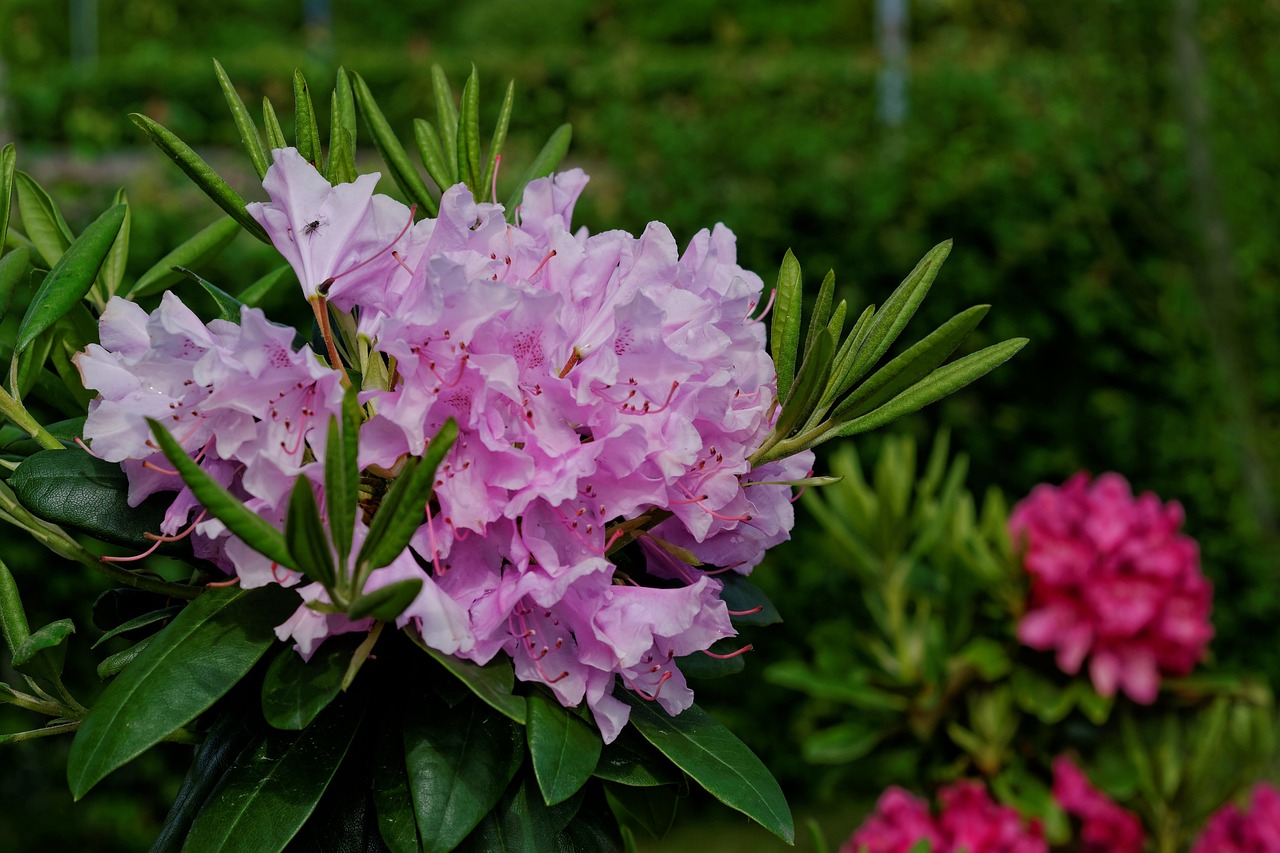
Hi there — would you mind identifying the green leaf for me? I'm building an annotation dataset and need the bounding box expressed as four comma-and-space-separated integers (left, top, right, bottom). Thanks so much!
480, 81, 516, 201
261, 634, 363, 731
456, 65, 482, 195
96, 188, 131, 301
405, 697, 524, 853
67, 585, 298, 798
373, 715, 421, 853
239, 263, 295, 307
505, 124, 572, 214
772, 326, 834, 441
676, 639, 746, 680
148, 418, 294, 570
325, 388, 362, 572
770, 250, 803, 404
326, 125, 357, 188
604, 782, 677, 841
12, 617, 74, 681
431, 65, 460, 177
348, 578, 423, 622
803, 269, 836, 364
129, 113, 270, 243
825, 338, 1028, 440
0, 143, 16, 253
803, 719, 890, 764
764, 661, 909, 711
293, 69, 323, 169
128, 216, 241, 299
96, 634, 156, 679
185, 694, 363, 851
410, 633, 528, 725
718, 574, 782, 627
0, 246, 30, 323
352, 73, 438, 217
594, 728, 682, 787
285, 476, 337, 589
459, 775, 583, 853
92, 605, 182, 649
0, 557, 30, 657
823, 303, 877, 409
528, 691, 602, 806
14, 170, 73, 268
9, 449, 173, 548
622, 696, 793, 844
213, 58, 269, 179
355, 419, 457, 579
262, 97, 287, 151
414, 119, 455, 191
15, 204, 125, 352
326, 68, 358, 185
172, 265, 243, 322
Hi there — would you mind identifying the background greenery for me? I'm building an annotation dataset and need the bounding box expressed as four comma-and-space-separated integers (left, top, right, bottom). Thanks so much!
1, 0, 1277, 849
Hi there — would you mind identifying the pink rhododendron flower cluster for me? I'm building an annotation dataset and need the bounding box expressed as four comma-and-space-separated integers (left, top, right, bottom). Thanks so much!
74, 149, 811, 742
1191, 783, 1280, 853
1051, 756, 1145, 853
842, 782, 1045, 853
1010, 472, 1213, 704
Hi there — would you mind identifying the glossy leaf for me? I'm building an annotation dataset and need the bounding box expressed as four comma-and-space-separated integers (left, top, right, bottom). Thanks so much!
718, 573, 782, 627
67, 584, 298, 799
456, 66, 482, 194
414, 118, 454, 191
348, 578, 423, 622
129, 216, 241, 298
14, 170, 73, 268
326, 125, 357, 187
505, 124, 571, 214
352, 73, 438, 217
0, 143, 15, 252
431, 65, 460, 176
527, 691, 602, 806
593, 728, 681, 788
410, 633, 528, 725
404, 698, 524, 853
327, 68, 358, 185
172, 265, 242, 322
480, 80, 516, 200
239, 263, 295, 306
622, 695, 794, 844
293, 69, 322, 168
15, 204, 124, 352
184, 695, 363, 851
214, 58, 270, 179
677, 639, 747, 680
129, 113, 270, 243
604, 782, 678, 840
148, 418, 294, 570
823, 303, 877, 410
91, 187, 131, 302
284, 476, 336, 588
91, 605, 182, 649
262, 97, 287, 151
0, 557, 30, 657
261, 634, 363, 731
804, 269, 836, 359
373, 715, 421, 853
12, 617, 74, 681
459, 776, 582, 853
324, 387, 362, 571
96, 634, 156, 679
770, 250, 803, 403
772, 325, 834, 441
0, 246, 30, 323
9, 449, 171, 548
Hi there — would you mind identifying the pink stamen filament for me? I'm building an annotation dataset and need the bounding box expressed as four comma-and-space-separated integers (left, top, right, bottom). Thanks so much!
316, 205, 417, 296
529, 249, 557, 282
727, 606, 764, 617
701, 643, 753, 659
424, 501, 446, 575
144, 509, 208, 543
142, 461, 181, 476
205, 576, 242, 588
616, 380, 679, 416
748, 287, 777, 322
491, 154, 502, 205
627, 670, 673, 701
74, 437, 103, 458
677, 486, 751, 522
102, 537, 165, 563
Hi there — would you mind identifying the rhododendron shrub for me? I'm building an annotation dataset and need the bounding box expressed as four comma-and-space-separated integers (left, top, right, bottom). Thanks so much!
842, 782, 1046, 853
1011, 472, 1214, 703
1192, 783, 1280, 853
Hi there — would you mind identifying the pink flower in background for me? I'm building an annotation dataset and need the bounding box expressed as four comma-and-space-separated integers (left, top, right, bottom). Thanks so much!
1192, 783, 1280, 853
1011, 472, 1213, 703
843, 782, 1045, 853
1051, 756, 1144, 853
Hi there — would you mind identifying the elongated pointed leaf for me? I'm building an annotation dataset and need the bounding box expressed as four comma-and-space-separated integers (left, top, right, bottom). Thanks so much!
505, 124, 571, 213
457, 66, 482, 195
326, 124, 357, 187
414, 119, 454, 192
0, 143, 16, 253
185, 694, 363, 851
293, 69, 322, 168
826, 337, 1029, 440
770, 250, 803, 404
12, 617, 73, 681
14, 170, 74, 268
593, 728, 681, 788
95, 188, 131, 301
352, 74, 438, 216
527, 692, 602, 806
604, 783, 677, 841
405, 698, 524, 853
239, 263, 295, 306
803, 269, 836, 359
831, 304, 990, 423
67, 584, 298, 799
262, 97, 287, 151
261, 634, 362, 730
285, 476, 336, 588
330, 68, 358, 177
622, 696, 794, 844
129, 216, 241, 299
373, 716, 421, 853
0, 247, 30, 323
480, 80, 516, 201
92, 605, 182, 649
325, 387, 361, 571
129, 113, 270, 243
148, 418, 294, 570
96, 634, 156, 679
0, 557, 30, 657
771, 325, 833, 441
348, 578, 422, 622
214, 58, 269, 179
170, 266, 242, 322
411, 633, 527, 724
459, 775, 583, 853
15, 204, 124, 352
431, 65, 460, 177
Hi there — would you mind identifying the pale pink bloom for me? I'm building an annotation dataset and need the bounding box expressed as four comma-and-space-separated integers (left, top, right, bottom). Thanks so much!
1052, 756, 1145, 853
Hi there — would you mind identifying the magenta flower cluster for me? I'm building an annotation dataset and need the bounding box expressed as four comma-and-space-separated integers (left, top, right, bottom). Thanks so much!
74, 149, 810, 741
1010, 472, 1213, 704
841, 782, 1046, 853
1051, 756, 1144, 853
1192, 783, 1280, 853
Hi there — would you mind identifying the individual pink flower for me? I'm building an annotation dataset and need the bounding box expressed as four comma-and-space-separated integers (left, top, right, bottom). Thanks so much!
1192, 783, 1280, 853
1011, 472, 1213, 703
1051, 756, 1145, 853
842, 787, 943, 853
843, 782, 1044, 853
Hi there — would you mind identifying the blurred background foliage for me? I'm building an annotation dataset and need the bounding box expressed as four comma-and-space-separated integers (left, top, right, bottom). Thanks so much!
1, 0, 1278, 849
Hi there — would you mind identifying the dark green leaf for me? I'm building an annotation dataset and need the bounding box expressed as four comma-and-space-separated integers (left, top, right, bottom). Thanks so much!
185, 694, 364, 851
528, 692, 602, 806
293, 69, 323, 169
263, 97, 288, 151
14, 170, 73, 268
414, 119, 454, 192
459, 775, 582, 853
325, 388, 361, 571
803, 269, 836, 363
373, 714, 421, 853
0, 557, 30, 657
621, 696, 793, 844
431, 65, 460, 177
92, 605, 182, 649
770, 250, 803, 404
676, 639, 747, 680
409, 633, 528, 725
405, 698, 524, 853
172, 266, 242, 322
214, 59, 270, 179
604, 783, 678, 840
12, 617, 74, 681
15, 204, 124, 352
129, 216, 241, 298
67, 584, 299, 799
594, 728, 682, 788
16, 325, 55, 397
148, 418, 295, 570
348, 578, 422, 622
0, 246, 30, 323
239, 263, 296, 307
803, 719, 890, 764
285, 476, 336, 589
326, 68, 358, 185
480, 81, 516, 201
505, 124, 572, 214
0, 143, 15, 252
326, 125, 357, 188
352, 73, 438, 217
456, 66, 482, 195
356, 418, 457, 578
96, 188, 131, 301
261, 633, 363, 731
9, 449, 174, 548
772, 326, 834, 440
96, 634, 156, 679
822, 303, 876, 410
129, 113, 270, 243
718, 575, 781, 626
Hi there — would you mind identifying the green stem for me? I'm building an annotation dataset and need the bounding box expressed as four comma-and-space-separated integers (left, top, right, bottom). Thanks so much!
0, 720, 80, 745
2, 686, 65, 716
52, 678, 88, 717
0, 385, 63, 451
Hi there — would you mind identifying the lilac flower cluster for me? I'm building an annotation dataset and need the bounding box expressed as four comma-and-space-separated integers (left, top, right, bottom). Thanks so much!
74, 149, 810, 741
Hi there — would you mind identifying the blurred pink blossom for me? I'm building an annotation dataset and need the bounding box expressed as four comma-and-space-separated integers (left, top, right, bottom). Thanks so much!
1011, 472, 1213, 703
842, 782, 1045, 853
1192, 783, 1280, 853
1051, 755, 1145, 853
